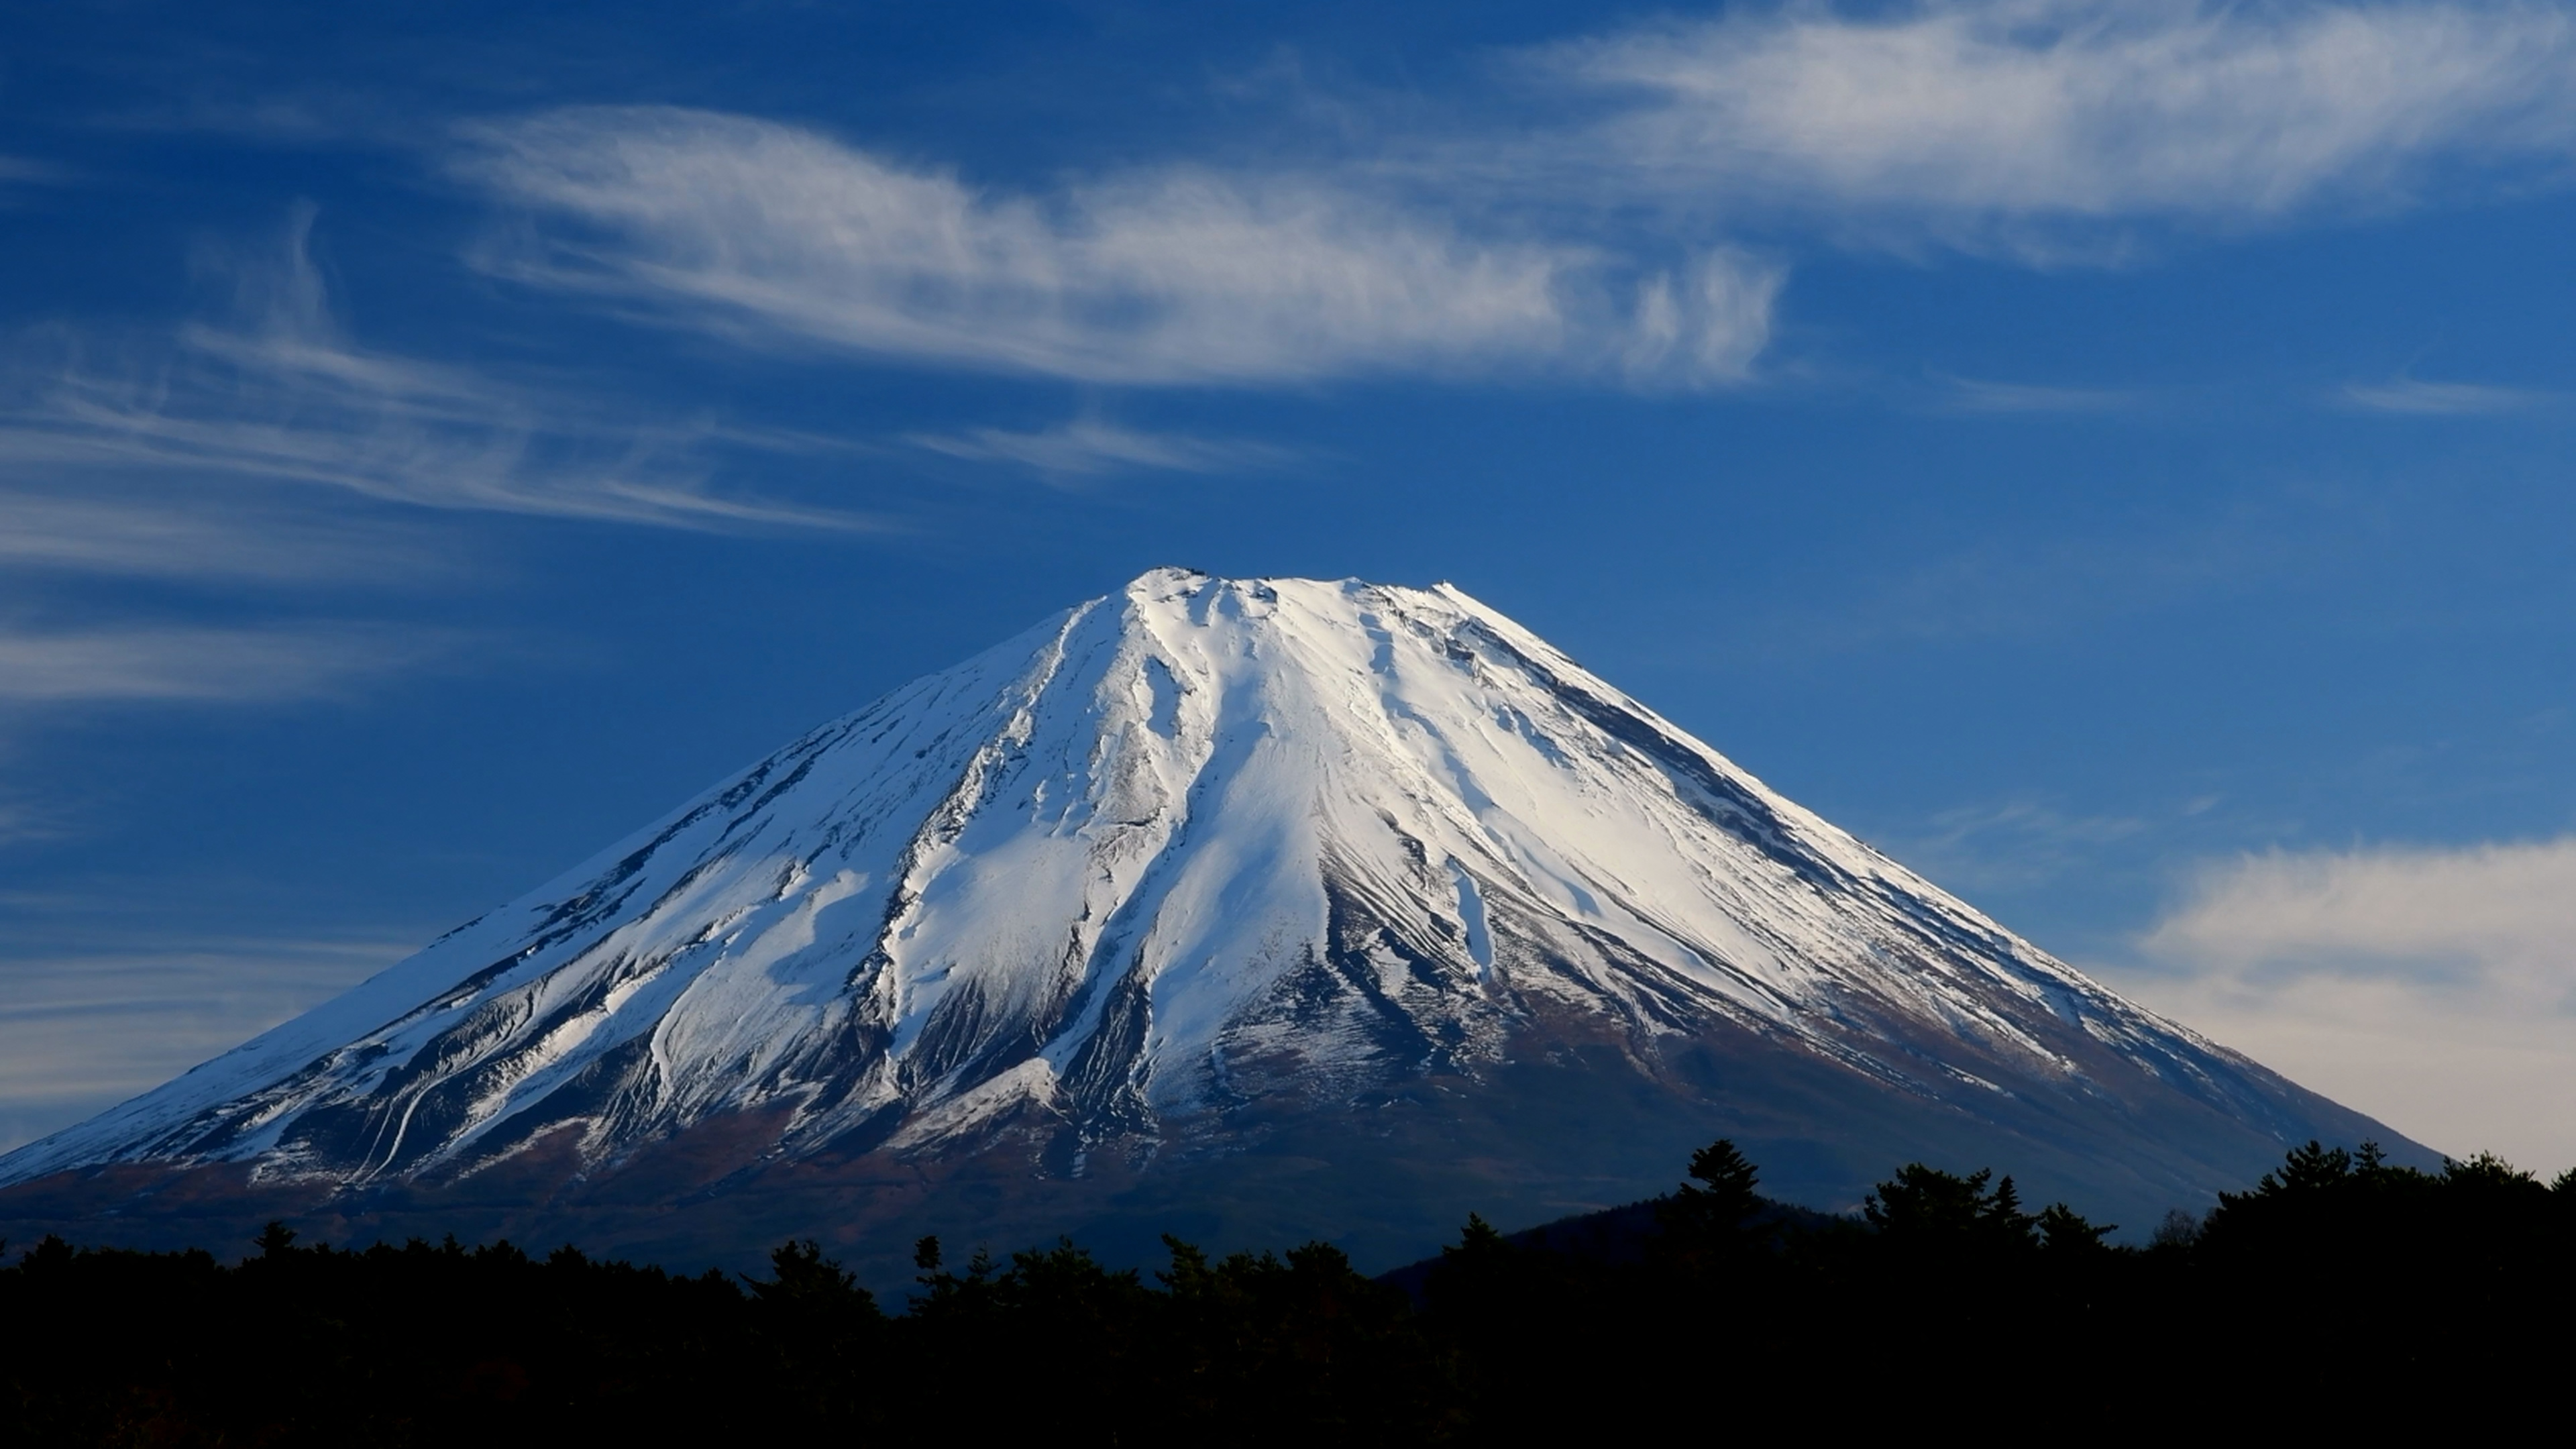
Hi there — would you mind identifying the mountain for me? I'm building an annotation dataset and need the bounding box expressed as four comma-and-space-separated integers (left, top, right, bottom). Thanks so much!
0, 570, 2413, 1276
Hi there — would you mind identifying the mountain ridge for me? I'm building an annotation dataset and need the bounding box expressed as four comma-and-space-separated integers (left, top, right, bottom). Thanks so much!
0, 569, 2420, 1273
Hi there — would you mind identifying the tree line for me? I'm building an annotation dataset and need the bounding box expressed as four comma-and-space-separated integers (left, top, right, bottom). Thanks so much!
5, 1138, 2569, 1443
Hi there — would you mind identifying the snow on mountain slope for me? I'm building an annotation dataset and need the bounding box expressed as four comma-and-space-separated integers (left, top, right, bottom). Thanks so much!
0, 570, 2332, 1197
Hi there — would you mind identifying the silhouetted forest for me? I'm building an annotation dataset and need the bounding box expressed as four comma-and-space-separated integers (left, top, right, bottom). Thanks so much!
7, 1139, 2570, 1444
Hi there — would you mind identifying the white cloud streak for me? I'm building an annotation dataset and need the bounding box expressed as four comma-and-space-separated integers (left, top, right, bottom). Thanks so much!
1931, 374, 2149, 413
0, 491, 439, 583
906, 419, 1293, 478
0, 207, 888, 723
2123, 839, 2576, 1170
1891, 795, 2153, 892
453, 106, 1782, 388
441, 5, 2576, 380
1538, 1, 2576, 235
0, 934, 413, 1153
0, 157, 67, 187
0, 623, 447, 703
2340, 377, 2548, 413
0, 803, 54, 847
0, 205, 864, 534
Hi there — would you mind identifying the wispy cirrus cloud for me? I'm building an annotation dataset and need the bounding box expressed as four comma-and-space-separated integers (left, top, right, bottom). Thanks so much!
0, 157, 69, 187
0, 207, 870, 716
452, 106, 1782, 388
93, 91, 392, 148
906, 418, 1295, 480
1888, 794, 2156, 893
0, 932, 415, 1153
0, 490, 443, 584
0, 622, 451, 703
1725, 513, 2297, 655
437, 5, 2576, 396
0, 205, 866, 535
2339, 376, 2550, 414
0, 802, 56, 848
2116, 838, 2576, 1169
1929, 373, 2150, 414
1526, 1, 2576, 250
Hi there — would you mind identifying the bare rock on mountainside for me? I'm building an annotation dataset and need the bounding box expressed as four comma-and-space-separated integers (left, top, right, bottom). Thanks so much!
0, 570, 2416, 1278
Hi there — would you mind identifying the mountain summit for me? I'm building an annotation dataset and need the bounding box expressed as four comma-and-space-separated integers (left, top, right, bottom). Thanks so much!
0, 570, 2405, 1270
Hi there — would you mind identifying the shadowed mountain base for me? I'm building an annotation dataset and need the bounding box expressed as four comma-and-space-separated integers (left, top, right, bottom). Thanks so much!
0, 1012, 2408, 1287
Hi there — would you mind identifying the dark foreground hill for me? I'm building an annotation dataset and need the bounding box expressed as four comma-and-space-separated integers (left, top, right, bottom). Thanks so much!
6, 1138, 2568, 1445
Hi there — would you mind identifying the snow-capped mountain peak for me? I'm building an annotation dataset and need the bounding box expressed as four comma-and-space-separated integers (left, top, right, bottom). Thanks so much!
0, 572, 2400, 1256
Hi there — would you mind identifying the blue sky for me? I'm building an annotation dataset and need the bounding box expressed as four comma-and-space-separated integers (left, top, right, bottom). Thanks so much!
6, 0, 2575, 1169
